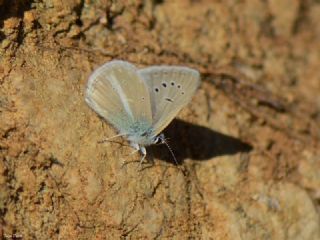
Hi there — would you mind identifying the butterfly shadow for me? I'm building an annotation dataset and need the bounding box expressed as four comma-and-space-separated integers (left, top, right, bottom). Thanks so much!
148, 119, 252, 165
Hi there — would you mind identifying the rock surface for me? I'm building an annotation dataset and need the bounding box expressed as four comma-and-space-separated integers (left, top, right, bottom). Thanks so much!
1, 0, 320, 239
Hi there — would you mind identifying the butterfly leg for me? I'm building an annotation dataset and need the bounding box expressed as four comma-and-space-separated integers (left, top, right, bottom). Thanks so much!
121, 143, 142, 168
139, 146, 147, 168
98, 133, 126, 144
129, 143, 140, 155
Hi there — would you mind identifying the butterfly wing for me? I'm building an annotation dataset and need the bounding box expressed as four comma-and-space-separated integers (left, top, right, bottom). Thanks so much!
138, 66, 200, 136
85, 60, 153, 134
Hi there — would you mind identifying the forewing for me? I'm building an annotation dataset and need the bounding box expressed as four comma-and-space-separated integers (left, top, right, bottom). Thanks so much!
138, 66, 200, 135
85, 60, 152, 133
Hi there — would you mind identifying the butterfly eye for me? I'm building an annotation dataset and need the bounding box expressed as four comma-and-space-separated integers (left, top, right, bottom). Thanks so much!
153, 137, 161, 144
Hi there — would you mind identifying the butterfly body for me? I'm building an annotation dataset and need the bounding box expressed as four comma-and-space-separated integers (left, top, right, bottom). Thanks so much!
123, 120, 156, 146
85, 60, 200, 164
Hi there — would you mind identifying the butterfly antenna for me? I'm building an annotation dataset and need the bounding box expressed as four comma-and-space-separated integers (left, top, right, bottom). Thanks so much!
162, 139, 179, 165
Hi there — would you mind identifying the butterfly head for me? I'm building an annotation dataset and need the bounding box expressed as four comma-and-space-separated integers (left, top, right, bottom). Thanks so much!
128, 130, 178, 165
153, 133, 165, 145
154, 133, 179, 165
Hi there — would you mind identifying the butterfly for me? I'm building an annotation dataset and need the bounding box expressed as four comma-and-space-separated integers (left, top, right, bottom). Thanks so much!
85, 60, 200, 165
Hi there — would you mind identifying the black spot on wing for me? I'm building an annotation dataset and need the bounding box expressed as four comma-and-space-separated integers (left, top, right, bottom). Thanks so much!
165, 98, 173, 102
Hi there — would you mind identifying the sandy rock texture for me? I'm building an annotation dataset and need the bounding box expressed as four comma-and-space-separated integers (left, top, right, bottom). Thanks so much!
1, 0, 320, 239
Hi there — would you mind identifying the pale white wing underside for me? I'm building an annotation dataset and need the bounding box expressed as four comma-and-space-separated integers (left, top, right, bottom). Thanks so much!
138, 66, 200, 136
85, 61, 152, 133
